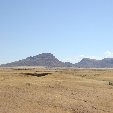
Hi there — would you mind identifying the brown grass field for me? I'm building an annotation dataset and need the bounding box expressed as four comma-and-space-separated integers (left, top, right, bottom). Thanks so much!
0, 67, 113, 113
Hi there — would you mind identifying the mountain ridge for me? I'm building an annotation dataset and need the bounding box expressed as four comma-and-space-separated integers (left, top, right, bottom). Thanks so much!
1, 53, 113, 68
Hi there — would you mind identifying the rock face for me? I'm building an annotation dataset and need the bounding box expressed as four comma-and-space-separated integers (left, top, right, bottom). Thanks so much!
1, 53, 66, 67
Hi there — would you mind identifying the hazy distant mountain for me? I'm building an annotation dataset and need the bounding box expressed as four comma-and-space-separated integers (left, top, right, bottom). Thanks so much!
1, 53, 113, 68
64, 62, 75, 67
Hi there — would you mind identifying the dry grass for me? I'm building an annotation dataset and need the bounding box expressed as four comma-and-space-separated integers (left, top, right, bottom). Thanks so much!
0, 67, 113, 113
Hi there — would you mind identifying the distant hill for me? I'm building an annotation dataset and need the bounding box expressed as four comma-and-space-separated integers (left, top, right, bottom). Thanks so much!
1, 53, 113, 68
76, 58, 113, 68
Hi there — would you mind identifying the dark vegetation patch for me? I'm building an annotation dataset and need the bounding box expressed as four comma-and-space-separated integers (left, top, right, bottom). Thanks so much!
21, 72, 52, 77
108, 81, 113, 86
12, 68, 35, 71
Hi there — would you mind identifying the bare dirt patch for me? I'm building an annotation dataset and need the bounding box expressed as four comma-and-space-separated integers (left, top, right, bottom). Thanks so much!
0, 67, 113, 113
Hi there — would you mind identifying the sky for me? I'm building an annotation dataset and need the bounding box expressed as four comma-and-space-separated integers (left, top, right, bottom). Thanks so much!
0, 0, 113, 64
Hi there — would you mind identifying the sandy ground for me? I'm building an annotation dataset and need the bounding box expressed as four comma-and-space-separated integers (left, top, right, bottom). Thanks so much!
0, 67, 113, 113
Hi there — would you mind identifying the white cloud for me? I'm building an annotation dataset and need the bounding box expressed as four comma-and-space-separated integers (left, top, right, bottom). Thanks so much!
104, 51, 113, 58
61, 51, 113, 63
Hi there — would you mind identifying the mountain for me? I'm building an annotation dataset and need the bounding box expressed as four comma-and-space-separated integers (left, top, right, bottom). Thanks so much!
1, 53, 113, 68
76, 58, 113, 68
0, 53, 66, 67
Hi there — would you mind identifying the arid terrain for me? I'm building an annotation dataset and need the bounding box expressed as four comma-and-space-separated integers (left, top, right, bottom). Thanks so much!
0, 67, 113, 113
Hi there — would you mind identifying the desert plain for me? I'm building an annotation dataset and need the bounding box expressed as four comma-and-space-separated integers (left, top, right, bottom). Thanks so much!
0, 67, 113, 113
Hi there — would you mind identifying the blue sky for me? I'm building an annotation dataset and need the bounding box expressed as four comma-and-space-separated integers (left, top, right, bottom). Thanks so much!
0, 0, 113, 64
